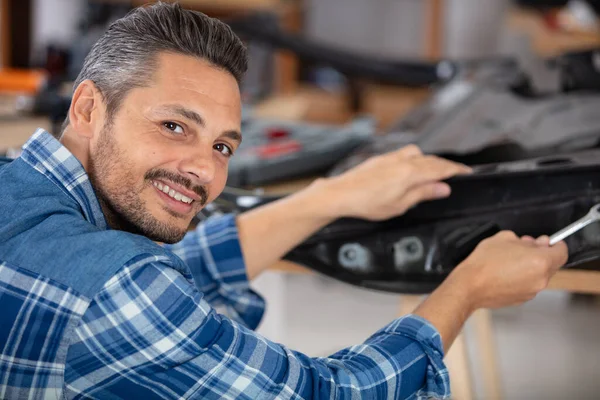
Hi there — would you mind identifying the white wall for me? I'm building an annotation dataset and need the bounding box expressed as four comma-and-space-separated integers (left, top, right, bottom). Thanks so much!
305, 0, 425, 59
305, 0, 510, 60
31, 0, 84, 62
444, 0, 510, 59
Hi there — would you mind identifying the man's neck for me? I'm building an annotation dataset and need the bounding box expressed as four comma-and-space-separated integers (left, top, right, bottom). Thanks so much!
60, 130, 91, 172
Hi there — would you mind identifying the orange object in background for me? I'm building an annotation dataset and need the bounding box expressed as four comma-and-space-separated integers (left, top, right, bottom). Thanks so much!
0, 69, 47, 95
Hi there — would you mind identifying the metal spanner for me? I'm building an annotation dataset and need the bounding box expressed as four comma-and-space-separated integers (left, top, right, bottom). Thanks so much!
549, 203, 600, 246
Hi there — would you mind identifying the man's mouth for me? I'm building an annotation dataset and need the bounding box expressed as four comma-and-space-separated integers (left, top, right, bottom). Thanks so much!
152, 181, 194, 205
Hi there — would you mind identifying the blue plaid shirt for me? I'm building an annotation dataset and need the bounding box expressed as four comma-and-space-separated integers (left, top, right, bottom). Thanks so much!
0, 129, 450, 399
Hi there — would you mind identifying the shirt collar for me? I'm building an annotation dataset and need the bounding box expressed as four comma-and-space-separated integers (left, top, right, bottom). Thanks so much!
20, 129, 108, 230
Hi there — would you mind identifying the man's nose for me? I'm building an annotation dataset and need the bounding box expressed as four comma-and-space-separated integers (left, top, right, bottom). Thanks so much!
178, 146, 215, 185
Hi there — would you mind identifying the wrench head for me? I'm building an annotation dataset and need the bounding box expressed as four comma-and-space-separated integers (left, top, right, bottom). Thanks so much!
590, 204, 600, 219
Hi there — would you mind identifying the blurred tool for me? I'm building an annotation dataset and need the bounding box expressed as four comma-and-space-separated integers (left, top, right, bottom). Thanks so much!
228, 115, 374, 187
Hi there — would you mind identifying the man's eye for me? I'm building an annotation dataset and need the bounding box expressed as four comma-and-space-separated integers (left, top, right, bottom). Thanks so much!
214, 143, 233, 157
163, 122, 184, 134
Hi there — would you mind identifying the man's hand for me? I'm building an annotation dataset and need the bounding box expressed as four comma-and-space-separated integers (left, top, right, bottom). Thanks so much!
323, 145, 472, 221
448, 231, 569, 310
413, 231, 569, 353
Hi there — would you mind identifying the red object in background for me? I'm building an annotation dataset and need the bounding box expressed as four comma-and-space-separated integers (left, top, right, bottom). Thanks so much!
543, 10, 561, 30
266, 128, 291, 140
257, 140, 303, 158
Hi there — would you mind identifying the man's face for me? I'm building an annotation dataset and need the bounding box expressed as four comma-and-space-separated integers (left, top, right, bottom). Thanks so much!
88, 52, 242, 243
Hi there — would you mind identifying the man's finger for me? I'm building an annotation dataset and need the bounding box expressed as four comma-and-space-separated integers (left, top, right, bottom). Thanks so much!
535, 235, 550, 246
495, 230, 519, 240
421, 155, 472, 174
543, 240, 569, 272
394, 144, 423, 159
406, 156, 472, 186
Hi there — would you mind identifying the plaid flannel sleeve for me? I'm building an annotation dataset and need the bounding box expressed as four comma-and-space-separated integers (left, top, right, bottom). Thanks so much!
63, 255, 450, 400
164, 214, 265, 329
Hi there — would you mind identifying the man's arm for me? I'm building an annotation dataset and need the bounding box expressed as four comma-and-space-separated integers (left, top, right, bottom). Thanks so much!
164, 214, 265, 329
64, 234, 567, 399
64, 258, 451, 399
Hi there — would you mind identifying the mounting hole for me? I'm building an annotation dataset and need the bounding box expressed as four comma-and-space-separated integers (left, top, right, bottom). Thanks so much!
537, 157, 573, 166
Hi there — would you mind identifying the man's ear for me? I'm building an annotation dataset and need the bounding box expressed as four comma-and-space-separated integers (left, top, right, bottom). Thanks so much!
69, 80, 105, 139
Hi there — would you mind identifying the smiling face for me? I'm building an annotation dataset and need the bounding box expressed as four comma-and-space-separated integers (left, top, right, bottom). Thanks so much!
85, 52, 242, 243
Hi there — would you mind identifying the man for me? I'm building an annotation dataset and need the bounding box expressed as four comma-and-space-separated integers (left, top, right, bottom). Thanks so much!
0, 3, 568, 399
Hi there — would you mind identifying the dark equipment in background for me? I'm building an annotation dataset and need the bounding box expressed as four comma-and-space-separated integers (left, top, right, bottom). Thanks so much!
517, 0, 600, 13
230, 11, 600, 188
228, 13, 457, 89
228, 12, 457, 112
226, 12, 600, 187
330, 48, 600, 175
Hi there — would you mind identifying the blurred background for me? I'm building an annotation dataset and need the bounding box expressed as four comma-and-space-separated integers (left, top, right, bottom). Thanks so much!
2, 0, 600, 399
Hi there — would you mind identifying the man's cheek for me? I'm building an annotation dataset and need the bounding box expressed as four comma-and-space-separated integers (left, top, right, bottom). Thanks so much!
213, 177, 228, 200
205, 190, 219, 206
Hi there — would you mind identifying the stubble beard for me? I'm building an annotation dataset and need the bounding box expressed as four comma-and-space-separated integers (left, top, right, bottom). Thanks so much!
88, 124, 190, 244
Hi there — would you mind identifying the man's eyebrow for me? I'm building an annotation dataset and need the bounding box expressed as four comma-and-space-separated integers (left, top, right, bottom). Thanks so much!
222, 130, 242, 144
159, 105, 205, 127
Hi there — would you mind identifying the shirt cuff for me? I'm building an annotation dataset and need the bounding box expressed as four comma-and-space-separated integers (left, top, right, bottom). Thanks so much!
194, 214, 265, 330
378, 314, 451, 399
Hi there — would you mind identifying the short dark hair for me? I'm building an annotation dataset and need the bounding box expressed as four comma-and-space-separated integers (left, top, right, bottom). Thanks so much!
64, 1, 247, 130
